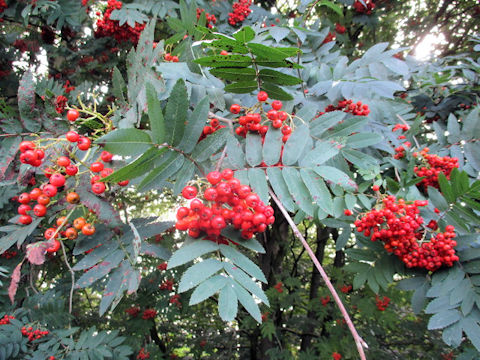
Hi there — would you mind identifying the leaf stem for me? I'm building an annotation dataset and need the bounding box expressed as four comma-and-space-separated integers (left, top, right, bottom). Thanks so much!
269, 189, 369, 359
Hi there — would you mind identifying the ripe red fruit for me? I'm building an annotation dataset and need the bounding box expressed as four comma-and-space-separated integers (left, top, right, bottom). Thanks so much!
67, 109, 80, 122
176, 207, 190, 220
82, 223, 96, 236
46, 239, 61, 253
65, 164, 78, 176
66, 131, 79, 142
272, 120, 282, 128
372, 185, 380, 191
33, 204, 47, 217
100, 150, 113, 162
34, 149, 45, 160
92, 182, 106, 194
56, 156, 71, 167
18, 204, 32, 215
66, 192, 80, 204
19, 141, 35, 153
344, 209, 352, 216
18, 193, 31, 204
19, 214, 33, 225
182, 186, 198, 199
221, 168, 234, 180
204, 187, 218, 201
271, 100, 282, 110
49, 173, 66, 187
29, 188, 42, 200
77, 136, 91, 150
230, 104, 241, 114
37, 194, 50, 206
45, 228, 58, 240
267, 110, 278, 120
65, 227, 78, 240
90, 162, 104, 173
206, 171, 222, 185
118, 180, 129, 186
42, 184, 58, 197
281, 125, 292, 135
100, 168, 113, 178
257, 91, 268, 102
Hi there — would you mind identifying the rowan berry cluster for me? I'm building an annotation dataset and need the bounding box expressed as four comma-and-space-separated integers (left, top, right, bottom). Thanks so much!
392, 123, 409, 132
160, 279, 174, 291
95, 0, 145, 44
413, 148, 459, 189
228, 0, 252, 26
335, 23, 346, 34
354, 195, 458, 271
322, 31, 336, 44
196, 8, 217, 28
1, 250, 17, 259
0, 315, 14, 325
274, 282, 283, 293
353, 0, 375, 14
0, 0, 6, 14
137, 348, 150, 360
142, 308, 158, 320
321, 295, 331, 306
200, 118, 226, 141
375, 295, 390, 311
332, 352, 342, 360
230, 93, 293, 143
340, 285, 352, 294
319, 99, 370, 116
125, 306, 140, 317
169, 294, 181, 307
164, 53, 179, 62
156, 262, 168, 271
55, 95, 68, 114
176, 169, 275, 240
18, 141, 45, 167
21, 326, 49, 342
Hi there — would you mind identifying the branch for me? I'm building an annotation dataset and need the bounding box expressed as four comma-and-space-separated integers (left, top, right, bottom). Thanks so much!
269, 189, 368, 359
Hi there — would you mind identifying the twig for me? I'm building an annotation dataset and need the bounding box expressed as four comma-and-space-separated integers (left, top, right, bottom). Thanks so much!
269, 189, 369, 360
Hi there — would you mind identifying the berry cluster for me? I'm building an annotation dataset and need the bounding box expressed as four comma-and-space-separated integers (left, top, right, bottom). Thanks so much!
169, 294, 181, 307
375, 295, 390, 311
392, 123, 409, 133
95, 0, 145, 44
160, 279, 174, 290
322, 31, 336, 44
19, 140, 45, 167
0, 315, 14, 325
319, 99, 370, 116
413, 148, 459, 189
137, 348, 150, 360
335, 23, 346, 34
200, 118, 226, 141
156, 262, 168, 271
353, 0, 375, 14
228, 0, 252, 26
332, 353, 342, 360
21, 326, 49, 342
0, 0, 6, 15
230, 93, 292, 143
196, 8, 217, 28
340, 285, 352, 294
274, 282, 283, 293
321, 295, 331, 306
1, 250, 17, 259
164, 53, 179, 62
125, 306, 140, 317
354, 195, 459, 271
176, 169, 275, 240
55, 95, 68, 114
142, 308, 158, 320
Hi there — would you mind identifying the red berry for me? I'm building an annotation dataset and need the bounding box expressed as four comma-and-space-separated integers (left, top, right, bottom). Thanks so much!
33, 204, 47, 217
204, 187, 218, 201
92, 182, 106, 194
206, 171, 222, 185
101, 151, 113, 162
66, 131, 79, 142
65, 164, 78, 176
18, 204, 32, 215
19, 141, 35, 153
67, 109, 80, 122
29, 188, 42, 200
257, 91, 268, 102
42, 184, 58, 197
77, 136, 91, 151
118, 180, 129, 186
90, 162, 104, 173
372, 185, 380, 191
281, 125, 292, 135
271, 100, 282, 110
344, 209, 352, 216
18, 193, 31, 204
49, 173, 66, 187
221, 168, 234, 180
100, 168, 114, 178
230, 104, 241, 114
182, 186, 198, 199
272, 120, 282, 128
19, 215, 32, 225
56, 156, 71, 167
46, 239, 61, 253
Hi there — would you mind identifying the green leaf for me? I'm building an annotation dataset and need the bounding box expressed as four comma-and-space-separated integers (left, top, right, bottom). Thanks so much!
282, 167, 315, 216
259, 69, 303, 86
95, 129, 152, 156
168, 240, 219, 268
248, 43, 297, 61
165, 79, 188, 146
346, 133, 382, 149
282, 124, 310, 166
195, 55, 253, 68
178, 258, 224, 293
146, 82, 165, 144
178, 96, 210, 153
246, 133, 263, 167
221, 227, 265, 253
139, 151, 185, 190
191, 127, 228, 162
102, 147, 165, 183
326, 117, 369, 139
248, 168, 269, 204
209, 37, 249, 54
233, 26, 255, 43
219, 244, 267, 282
99, 266, 124, 316
298, 140, 339, 168
218, 282, 238, 321
173, 160, 196, 195
319, 0, 343, 16
232, 279, 262, 322
209, 67, 256, 81
267, 167, 296, 212
438, 172, 456, 203
461, 316, 480, 351
0, 218, 42, 253
226, 134, 246, 168
77, 185, 123, 227
263, 126, 284, 166
314, 166, 357, 192
427, 309, 461, 330
255, 58, 302, 69
75, 250, 125, 288
112, 67, 126, 104
310, 111, 347, 137
189, 275, 228, 305
427, 187, 449, 211
300, 169, 334, 215
18, 71, 40, 132
224, 81, 259, 94
260, 83, 293, 101
224, 262, 269, 305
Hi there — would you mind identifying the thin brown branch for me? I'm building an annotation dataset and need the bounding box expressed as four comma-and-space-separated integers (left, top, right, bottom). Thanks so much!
269, 189, 368, 359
